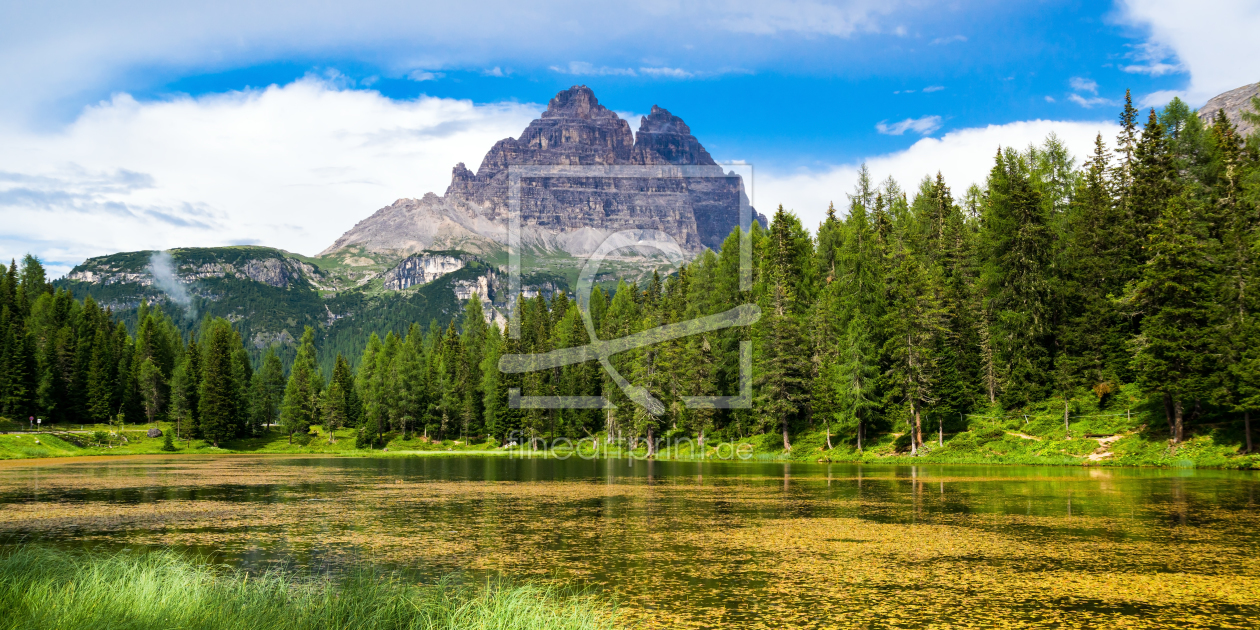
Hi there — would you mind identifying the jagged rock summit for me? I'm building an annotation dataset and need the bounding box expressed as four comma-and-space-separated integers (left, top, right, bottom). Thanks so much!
1197, 81, 1259, 138
323, 86, 762, 258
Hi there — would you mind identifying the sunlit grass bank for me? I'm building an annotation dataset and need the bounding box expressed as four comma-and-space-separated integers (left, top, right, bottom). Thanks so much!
3, 381, 1257, 468
0, 546, 617, 630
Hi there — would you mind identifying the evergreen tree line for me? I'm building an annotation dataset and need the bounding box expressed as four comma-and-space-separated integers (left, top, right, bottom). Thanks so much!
1, 93, 1257, 453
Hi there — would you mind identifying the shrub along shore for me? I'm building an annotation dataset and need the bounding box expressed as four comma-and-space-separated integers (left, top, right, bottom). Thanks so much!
0, 545, 617, 630
3, 389, 1256, 469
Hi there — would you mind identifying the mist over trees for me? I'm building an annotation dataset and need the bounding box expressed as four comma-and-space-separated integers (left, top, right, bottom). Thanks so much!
2, 93, 1257, 452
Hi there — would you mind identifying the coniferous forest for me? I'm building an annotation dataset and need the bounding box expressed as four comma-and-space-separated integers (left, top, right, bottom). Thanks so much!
2, 93, 1258, 456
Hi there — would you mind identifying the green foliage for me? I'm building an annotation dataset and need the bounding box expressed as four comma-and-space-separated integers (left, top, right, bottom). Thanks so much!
4, 94, 1258, 466
198, 319, 240, 447
280, 327, 320, 444
0, 545, 617, 630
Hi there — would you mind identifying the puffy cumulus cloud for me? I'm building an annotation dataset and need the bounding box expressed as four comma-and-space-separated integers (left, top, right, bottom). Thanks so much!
1117, 0, 1260, 106
0, 77, 540, 277
756, 119, 1119, 231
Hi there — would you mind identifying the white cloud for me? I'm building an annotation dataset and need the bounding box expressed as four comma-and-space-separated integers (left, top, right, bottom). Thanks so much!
1045, 95, 1056, 103
406, 70, 444, 82
715, 0, 899, 37
1119, 42, 1183, 76
756, 119, 1118, 231
930, 35, 967, 45
639, 67, 693, 79
483, 67, 508, 77
922, 85, 944, 93
875, 115, 942, 136
1067, 93, 1117, 108
550, 61, 638, 76
0, 78, 540, 276
1069, 77, 1098, 94
550, 63, 696, 79
0, 0, 909, 120
1117, 0, 1260, 105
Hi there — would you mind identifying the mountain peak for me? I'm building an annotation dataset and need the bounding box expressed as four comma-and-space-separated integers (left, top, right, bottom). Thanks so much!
331, 85, 762, 258
633, 104, 714, 166
541, 85, 618, 121
639, 105, 692, 136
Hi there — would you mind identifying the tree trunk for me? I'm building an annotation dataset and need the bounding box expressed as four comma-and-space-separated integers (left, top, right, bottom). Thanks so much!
914, 406, 923, 452
1245, 411, 1253, 454
857, 418, 863, 452
1163, 393, 1175, 439
288, 430, 293, 445
938, 414, 943, 447
909, 404, 918, 456
647, 424, 656, 458
1064, 400, 1071, 438
782, 418, 791, 452
698, 428, 705, 457
1173, 399, 1184, 444
824, 420, 832, 450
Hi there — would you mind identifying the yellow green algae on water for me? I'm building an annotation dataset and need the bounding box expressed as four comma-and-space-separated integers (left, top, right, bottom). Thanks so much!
0, 456, 1256, 629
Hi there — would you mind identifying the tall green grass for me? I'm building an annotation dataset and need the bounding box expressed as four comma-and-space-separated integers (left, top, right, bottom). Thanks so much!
0, 546, 618, 630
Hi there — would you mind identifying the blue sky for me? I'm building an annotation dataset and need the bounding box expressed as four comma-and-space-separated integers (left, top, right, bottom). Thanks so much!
75, 1, 1181, 166
1, 0, 1257, 275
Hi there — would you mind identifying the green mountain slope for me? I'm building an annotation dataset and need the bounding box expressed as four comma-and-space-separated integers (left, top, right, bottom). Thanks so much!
55, 247, 523, 374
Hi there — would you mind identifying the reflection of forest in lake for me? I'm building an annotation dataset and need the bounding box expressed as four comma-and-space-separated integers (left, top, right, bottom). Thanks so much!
1, 456, 1257, 629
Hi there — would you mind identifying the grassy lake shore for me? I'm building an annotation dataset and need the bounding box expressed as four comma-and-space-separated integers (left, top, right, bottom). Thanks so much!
0, 546, 617, 630
2, 392, 1257, 469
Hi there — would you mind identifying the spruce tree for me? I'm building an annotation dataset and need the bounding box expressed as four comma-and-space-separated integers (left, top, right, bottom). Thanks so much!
169, 360, 193, 444
198, 319, 238, 448
254, 348, 285, 431
138, 357, 165, 427
884, 242, 944, 454
1129, 195, 1221, 443
321, 379, 346, 444
755, 206, 812, 451
280, 327, 320, 444
979, 147, 1055, 406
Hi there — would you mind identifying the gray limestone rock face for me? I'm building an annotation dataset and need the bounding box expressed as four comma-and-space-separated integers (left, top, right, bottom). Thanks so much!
1197, 82, 1260, 139
326, 85, 764, 258
380, 253, 467, 291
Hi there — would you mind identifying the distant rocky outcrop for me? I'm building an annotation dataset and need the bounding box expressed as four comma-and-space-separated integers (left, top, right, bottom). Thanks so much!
1197, 81, 1260, 138
66, 249, 321, 292
323, 86, 763, 259
380, 253, 468, 291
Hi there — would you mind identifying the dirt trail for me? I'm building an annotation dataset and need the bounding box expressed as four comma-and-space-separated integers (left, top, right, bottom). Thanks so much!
1088, 435, 1124, 461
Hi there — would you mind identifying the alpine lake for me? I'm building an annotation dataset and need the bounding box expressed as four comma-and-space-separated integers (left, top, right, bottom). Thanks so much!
1, 455, 1256, 629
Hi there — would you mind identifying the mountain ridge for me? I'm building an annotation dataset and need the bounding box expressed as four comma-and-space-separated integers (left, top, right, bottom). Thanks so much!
324, 85, 763, 259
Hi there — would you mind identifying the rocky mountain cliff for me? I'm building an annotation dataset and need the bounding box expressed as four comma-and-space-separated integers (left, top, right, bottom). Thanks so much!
323, 86, 763, 258
1197, 81, 1260, 138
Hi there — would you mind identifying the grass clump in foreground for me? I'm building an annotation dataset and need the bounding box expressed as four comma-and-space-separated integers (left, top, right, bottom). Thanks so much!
0, 546, 618, 630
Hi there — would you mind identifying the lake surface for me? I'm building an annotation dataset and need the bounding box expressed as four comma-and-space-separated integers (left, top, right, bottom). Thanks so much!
1, 455, 1257, 628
